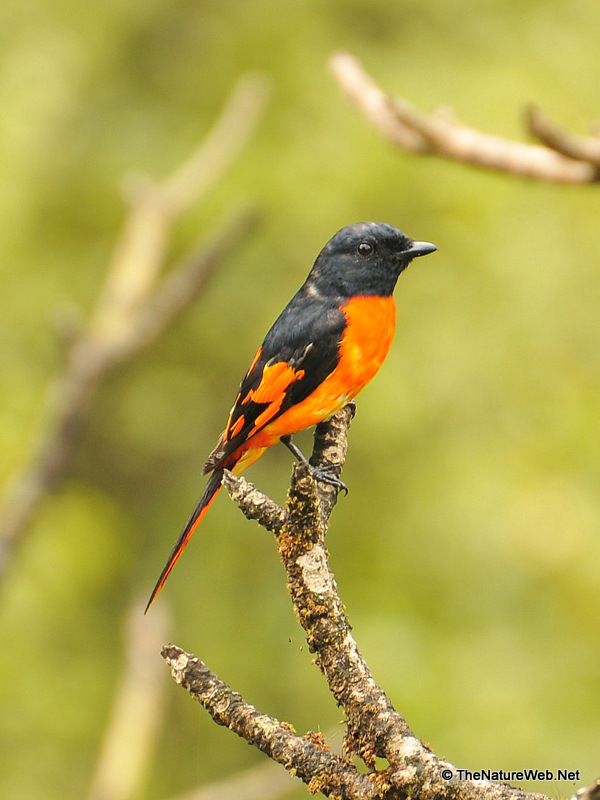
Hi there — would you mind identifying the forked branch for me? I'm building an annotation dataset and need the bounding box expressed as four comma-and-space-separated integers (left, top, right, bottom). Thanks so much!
329, 52, 600, 183
162, 406, 595, 799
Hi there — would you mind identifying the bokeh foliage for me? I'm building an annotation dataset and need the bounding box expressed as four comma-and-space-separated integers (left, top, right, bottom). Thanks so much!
1, 1, 600, 798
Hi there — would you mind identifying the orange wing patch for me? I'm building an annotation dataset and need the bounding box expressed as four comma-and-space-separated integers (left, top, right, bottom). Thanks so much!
228, 415, 246, 439
245, 346, 263, 376
244, 361, 305, 434
219, 360, 305, 455
242, 361, 305, 405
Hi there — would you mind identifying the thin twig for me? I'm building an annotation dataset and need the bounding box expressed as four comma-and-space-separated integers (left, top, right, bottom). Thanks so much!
329, 51, 600, 183
0, 74, 269, 585
116, 206, 261, 362
526, 105, 600, 166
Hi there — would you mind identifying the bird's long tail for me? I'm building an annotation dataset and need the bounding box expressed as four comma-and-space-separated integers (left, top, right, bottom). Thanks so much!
145, 469, 224, 613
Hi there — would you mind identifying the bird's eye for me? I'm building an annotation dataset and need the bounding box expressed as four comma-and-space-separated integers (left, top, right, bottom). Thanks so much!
357, 241, 373, 256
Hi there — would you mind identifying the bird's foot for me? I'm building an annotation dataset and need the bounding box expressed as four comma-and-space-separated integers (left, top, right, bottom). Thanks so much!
280, 435, 347, 495
309, 462, 348, 495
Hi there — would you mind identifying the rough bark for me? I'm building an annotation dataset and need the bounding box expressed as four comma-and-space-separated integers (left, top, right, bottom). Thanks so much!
162, 406, 595, 800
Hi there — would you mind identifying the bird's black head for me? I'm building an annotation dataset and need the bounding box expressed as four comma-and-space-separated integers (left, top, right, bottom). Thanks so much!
306, 221, 437, 298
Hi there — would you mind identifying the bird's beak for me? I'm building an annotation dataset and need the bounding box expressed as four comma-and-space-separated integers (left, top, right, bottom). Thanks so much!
408, 240, 438, 257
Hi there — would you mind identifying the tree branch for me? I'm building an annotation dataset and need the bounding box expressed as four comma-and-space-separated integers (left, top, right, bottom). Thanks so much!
161, 644, 379, 799
164, 406, 592, 799
526, 105, 600, 166
221, 470, 287, 535
0, 73, 269, 585
329, 51, 600, 183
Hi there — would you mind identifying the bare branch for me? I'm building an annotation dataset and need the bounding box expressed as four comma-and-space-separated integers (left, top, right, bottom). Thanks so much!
161, 644, 380, 799
222, 471, 287, 534
327, 54, 427, 154
93, 72, 270, 347
329, 51, 600, 183
278, 415, 551, 800
87, 598, 170, 800
159, 73, 270, 215
0, 74, 268, 585
308, 401, 355, 521
222, 403, 356, 535
163, 405, 579, 800
526, 105, 600, 166
116, 207, 261, 362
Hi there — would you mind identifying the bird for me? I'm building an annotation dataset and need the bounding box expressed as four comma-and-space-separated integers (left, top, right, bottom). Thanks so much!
145, 221, 437, 611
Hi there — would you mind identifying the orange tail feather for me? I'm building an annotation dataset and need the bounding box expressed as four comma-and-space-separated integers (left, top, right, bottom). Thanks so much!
145, 469, 224, 612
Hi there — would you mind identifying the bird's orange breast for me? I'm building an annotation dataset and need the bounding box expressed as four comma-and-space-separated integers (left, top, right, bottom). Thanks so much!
251, 294, 397, 449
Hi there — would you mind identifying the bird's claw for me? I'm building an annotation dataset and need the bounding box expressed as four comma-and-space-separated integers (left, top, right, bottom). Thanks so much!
309, 462, 348, 495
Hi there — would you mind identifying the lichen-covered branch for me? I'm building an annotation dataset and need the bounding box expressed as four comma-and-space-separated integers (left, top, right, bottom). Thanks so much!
161, 644, 380, 799
269, 411, 551, 800
162, 407, 582, 798
221, 470, 287, 534
0, 74, 269, 584
329, 51, 600, 184
169, 405, 593, 800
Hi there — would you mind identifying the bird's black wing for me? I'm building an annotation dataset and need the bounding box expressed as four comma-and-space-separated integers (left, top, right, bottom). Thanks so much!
203, 290, 346, 472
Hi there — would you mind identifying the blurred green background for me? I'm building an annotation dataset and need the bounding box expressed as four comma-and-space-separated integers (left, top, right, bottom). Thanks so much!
1, 0, 600, 798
